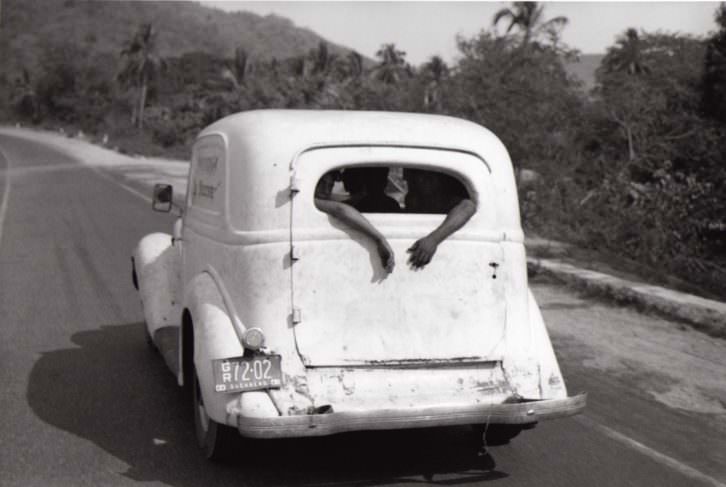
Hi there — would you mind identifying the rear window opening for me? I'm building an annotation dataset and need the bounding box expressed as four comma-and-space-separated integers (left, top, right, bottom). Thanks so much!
314, 165, 471, 215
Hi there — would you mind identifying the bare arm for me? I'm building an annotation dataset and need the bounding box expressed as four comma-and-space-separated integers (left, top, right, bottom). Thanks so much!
407, 198, 476, 269
315, 198, 395, 273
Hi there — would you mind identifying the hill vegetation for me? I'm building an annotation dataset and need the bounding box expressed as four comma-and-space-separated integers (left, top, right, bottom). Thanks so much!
0, 0, 352, 77
1, 1, 725, 297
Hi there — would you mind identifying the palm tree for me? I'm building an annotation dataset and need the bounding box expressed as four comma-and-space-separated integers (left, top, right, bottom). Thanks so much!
347, 50, 364, 79
421, 55, 449, 110
373, 43, 407, 84
311, 41, 337, 76
232, 47, 249, 84
493, 2, 568, 47
118, 23, 163, 130
603, 28, 651, 75
221, 46, 249, 90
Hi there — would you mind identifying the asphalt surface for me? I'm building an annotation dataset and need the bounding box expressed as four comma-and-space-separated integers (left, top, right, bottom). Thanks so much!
1, 133, 725, 487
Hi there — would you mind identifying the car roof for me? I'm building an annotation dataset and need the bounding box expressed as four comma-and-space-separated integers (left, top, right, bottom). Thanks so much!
199, 109, 510, 169
192, 110, 520, 236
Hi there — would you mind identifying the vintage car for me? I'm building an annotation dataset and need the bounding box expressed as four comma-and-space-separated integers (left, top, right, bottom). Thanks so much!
132, 109, 586, 460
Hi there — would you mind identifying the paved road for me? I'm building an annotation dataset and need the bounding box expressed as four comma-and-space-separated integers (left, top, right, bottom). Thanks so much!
1, 133, 724, 487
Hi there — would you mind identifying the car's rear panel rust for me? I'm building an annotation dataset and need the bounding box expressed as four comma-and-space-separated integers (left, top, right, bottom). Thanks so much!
222, 362, 553, 420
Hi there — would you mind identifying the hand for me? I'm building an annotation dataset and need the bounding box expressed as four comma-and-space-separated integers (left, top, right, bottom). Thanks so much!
376, 239, 395, 274
407, 235, 438, 269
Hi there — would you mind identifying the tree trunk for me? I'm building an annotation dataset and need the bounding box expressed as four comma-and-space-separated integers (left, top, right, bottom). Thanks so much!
626, 126, 635, 162
609, 110, 636, 161
523, 28, 532, 48
138, 77, 148, 130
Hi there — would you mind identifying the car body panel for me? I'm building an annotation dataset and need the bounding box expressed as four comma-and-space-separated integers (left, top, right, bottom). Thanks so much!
290, 146, 509, 365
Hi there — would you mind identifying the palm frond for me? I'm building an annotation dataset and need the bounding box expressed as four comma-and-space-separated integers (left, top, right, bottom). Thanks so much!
493, 8, 514, 27
542, 16, 568, 29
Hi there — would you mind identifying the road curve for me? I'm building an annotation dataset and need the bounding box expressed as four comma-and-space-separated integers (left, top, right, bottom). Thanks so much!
0, 133, 724, 487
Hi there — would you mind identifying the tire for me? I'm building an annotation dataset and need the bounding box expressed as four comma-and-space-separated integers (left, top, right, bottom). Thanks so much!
193, 366, 237, 461
472, 423, 526, 446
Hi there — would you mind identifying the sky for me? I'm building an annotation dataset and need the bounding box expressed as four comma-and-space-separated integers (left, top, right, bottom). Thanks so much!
202, 1, 719, 65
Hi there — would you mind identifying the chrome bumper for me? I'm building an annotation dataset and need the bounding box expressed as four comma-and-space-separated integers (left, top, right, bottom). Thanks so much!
237, 393, 586, 438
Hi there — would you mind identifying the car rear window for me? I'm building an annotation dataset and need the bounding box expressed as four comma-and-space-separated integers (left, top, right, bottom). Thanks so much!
315, 165, 471, 215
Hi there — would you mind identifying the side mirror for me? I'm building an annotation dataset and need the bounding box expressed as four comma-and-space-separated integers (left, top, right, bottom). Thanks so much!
152, 184, 173, 212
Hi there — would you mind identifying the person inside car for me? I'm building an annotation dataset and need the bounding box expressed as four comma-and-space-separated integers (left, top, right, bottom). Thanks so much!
404, 168, 476, 269
314, 170, 395, 274
342, 167, 401, 213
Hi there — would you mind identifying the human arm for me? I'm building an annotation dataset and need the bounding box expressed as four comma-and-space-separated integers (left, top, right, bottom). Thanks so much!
407, 198, 476, 269
315, 198, 395, 273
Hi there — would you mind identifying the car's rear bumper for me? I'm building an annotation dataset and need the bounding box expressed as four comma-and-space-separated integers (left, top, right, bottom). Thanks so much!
236, 393, 586, 438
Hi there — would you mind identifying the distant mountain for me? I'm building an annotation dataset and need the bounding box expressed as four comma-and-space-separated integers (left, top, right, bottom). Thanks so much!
564, 54, 604, 92
0, 0, 356, 77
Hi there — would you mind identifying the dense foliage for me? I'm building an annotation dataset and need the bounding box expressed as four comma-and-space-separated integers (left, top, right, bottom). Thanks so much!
703, 3, 726, 123
577, 28, 726, 290
1, 1, 725, 294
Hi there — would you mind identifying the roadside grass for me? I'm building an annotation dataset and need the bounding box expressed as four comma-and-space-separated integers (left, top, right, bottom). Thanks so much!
15, 115, 192, 161
528, 238, 726, 302
105, 129, 191, 160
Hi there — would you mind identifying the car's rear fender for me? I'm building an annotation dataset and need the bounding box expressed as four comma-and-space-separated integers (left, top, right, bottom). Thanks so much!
183, 271, 278, 425
528, 289, 568, 399
501, 289, 569, 400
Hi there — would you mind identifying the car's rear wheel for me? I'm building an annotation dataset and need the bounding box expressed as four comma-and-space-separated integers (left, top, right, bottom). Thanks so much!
193, 366, 237, 461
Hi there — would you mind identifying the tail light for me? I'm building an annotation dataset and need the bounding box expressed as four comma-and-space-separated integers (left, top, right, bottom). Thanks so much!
242, 327, 265, 351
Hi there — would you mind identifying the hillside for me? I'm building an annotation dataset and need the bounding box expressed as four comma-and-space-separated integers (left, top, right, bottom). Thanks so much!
0, 0, 354, 77
0, 0, 604, 91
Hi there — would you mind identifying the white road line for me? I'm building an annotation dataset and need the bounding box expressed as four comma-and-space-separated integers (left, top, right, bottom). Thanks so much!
0, 143, 13, 249
576, 415, 726, 487
2, 162, 86, 176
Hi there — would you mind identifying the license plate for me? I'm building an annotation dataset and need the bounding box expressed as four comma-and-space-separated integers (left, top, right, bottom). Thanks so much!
212, 355, 282, 393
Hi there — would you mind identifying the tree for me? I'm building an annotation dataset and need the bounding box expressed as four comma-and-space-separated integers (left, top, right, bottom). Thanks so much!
580, 30, 726, 283
347, 50, 364, 79
594, 28, 649, 162
600, 28, 651, 76
373, 43, 408, 84
702, 2, 726, 122
421, 55, 449, 111
449, 31, 583, 173
118, 23, 163, 130
594, 32, 706, 171
15, 68, 40, 122
311, 41, 336, 76
492, 2, 568, 48
221, 46, 249, 90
